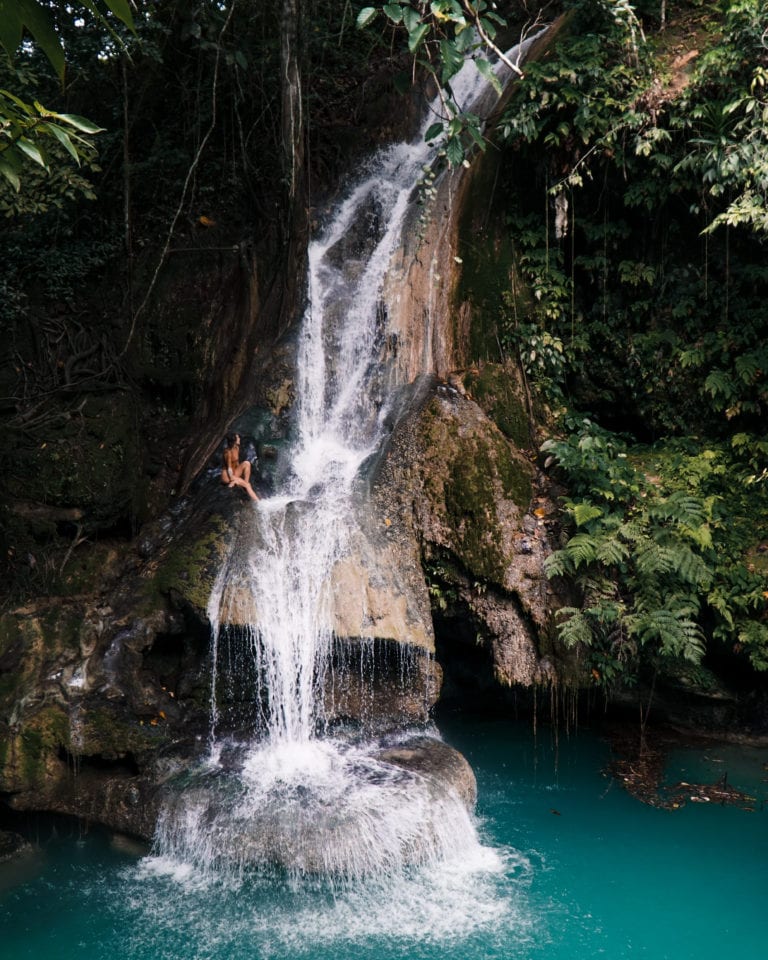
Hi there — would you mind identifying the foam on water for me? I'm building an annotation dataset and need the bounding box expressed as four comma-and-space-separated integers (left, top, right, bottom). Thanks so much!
128, 835, 534, 959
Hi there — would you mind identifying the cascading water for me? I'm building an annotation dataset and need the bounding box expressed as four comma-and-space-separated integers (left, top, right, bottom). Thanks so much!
150, 39, 537, 888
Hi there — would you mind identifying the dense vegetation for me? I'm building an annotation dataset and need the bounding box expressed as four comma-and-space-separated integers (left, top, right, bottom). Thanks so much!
2, 0, 767, 701
492, 0, 768, 688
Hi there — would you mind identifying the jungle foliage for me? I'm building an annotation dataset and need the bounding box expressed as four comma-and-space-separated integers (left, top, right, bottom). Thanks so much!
493, 0, 768, 684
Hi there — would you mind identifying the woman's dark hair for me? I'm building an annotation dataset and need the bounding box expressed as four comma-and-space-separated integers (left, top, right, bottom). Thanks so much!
225, 433, 238, 447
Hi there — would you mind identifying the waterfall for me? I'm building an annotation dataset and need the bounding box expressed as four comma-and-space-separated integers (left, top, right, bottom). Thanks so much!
152, 38, 538, 884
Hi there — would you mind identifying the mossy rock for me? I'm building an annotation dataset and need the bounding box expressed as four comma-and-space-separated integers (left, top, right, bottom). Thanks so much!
463, 361, 531, 449
418, 393, 533, 584
76, 706, 169, 759
0, 603, 84, 720
0, 705, 70, 790
153, 511, 231, 615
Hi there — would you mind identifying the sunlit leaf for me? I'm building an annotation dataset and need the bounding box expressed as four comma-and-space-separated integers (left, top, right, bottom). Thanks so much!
356, 6, 378, 29
15, 136, 47, 168
55, 114, 106, 134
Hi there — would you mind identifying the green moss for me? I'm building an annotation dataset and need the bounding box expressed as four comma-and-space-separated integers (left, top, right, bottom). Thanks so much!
422, 397, 532, 583
20, 728, 44, 783
17, 706, 70, 784
445, 454, 506, 581
455, 153, 520, 363
79, 707, 165, 758
154, 514, 229, 611
444, 436, 530, 581
464, 363, 530, 449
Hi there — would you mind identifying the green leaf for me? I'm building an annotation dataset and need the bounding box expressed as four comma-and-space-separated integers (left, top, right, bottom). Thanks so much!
479, 16, 497, 39
466, 121, 486, 150
55, 114, 105, 134
356, 6, 378, 29
402, 5, 420, 33
78, 0, 135, 32
11, 0, 65, 78
0, 0, 24, 60
475, 58, 502, 95
15, 136, 47, 168
439, 38, 464, 83
556, 608, 594, 648
0, 155, 21, 191
407, 23, 429, 54
424, 122, 444, 142
572, 502, 604, 526
38, 122, 80, 164
383, 2, 404, 23
445, 135, 464, 166
431, 0, 465, 22
0, 88, 34, 114
103, 0, 135, 30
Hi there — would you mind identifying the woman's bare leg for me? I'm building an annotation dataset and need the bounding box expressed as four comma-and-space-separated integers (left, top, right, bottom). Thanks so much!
231, 476, 259, 501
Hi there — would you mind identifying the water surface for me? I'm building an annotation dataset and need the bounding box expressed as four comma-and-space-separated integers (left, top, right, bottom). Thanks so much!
2, 720, 765, 960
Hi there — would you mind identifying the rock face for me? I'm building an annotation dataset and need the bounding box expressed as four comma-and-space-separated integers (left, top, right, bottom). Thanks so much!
371, 366, 566, 692
0, 830, 31, 863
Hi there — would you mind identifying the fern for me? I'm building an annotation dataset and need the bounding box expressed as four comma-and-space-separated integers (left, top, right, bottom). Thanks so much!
544, 551, 569, 578
672, 545, 712, 588
556, 608, 595, 648
543, 416, 768, 679
571, 501, 604, 527
737, 621, 768, 671
595, 537, 630, 567
704, 369, 735, 401
628, 608, 705, 663
649, 491, 707, 527
634, 540, 676, 578
561, 531, 600, 568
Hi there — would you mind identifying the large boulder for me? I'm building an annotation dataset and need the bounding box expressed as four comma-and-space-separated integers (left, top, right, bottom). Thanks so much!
372, 368, 567, 689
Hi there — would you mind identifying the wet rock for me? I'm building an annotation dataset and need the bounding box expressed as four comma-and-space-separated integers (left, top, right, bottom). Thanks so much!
0, 830, 32, 863
155, 734, 477, 878
378, 736, 477, 809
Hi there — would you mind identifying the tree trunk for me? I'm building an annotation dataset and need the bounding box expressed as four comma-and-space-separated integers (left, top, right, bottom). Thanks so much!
278, 0, 309, 336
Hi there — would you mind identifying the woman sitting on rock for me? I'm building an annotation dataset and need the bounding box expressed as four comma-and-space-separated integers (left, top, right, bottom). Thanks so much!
221, 433, 259, 501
